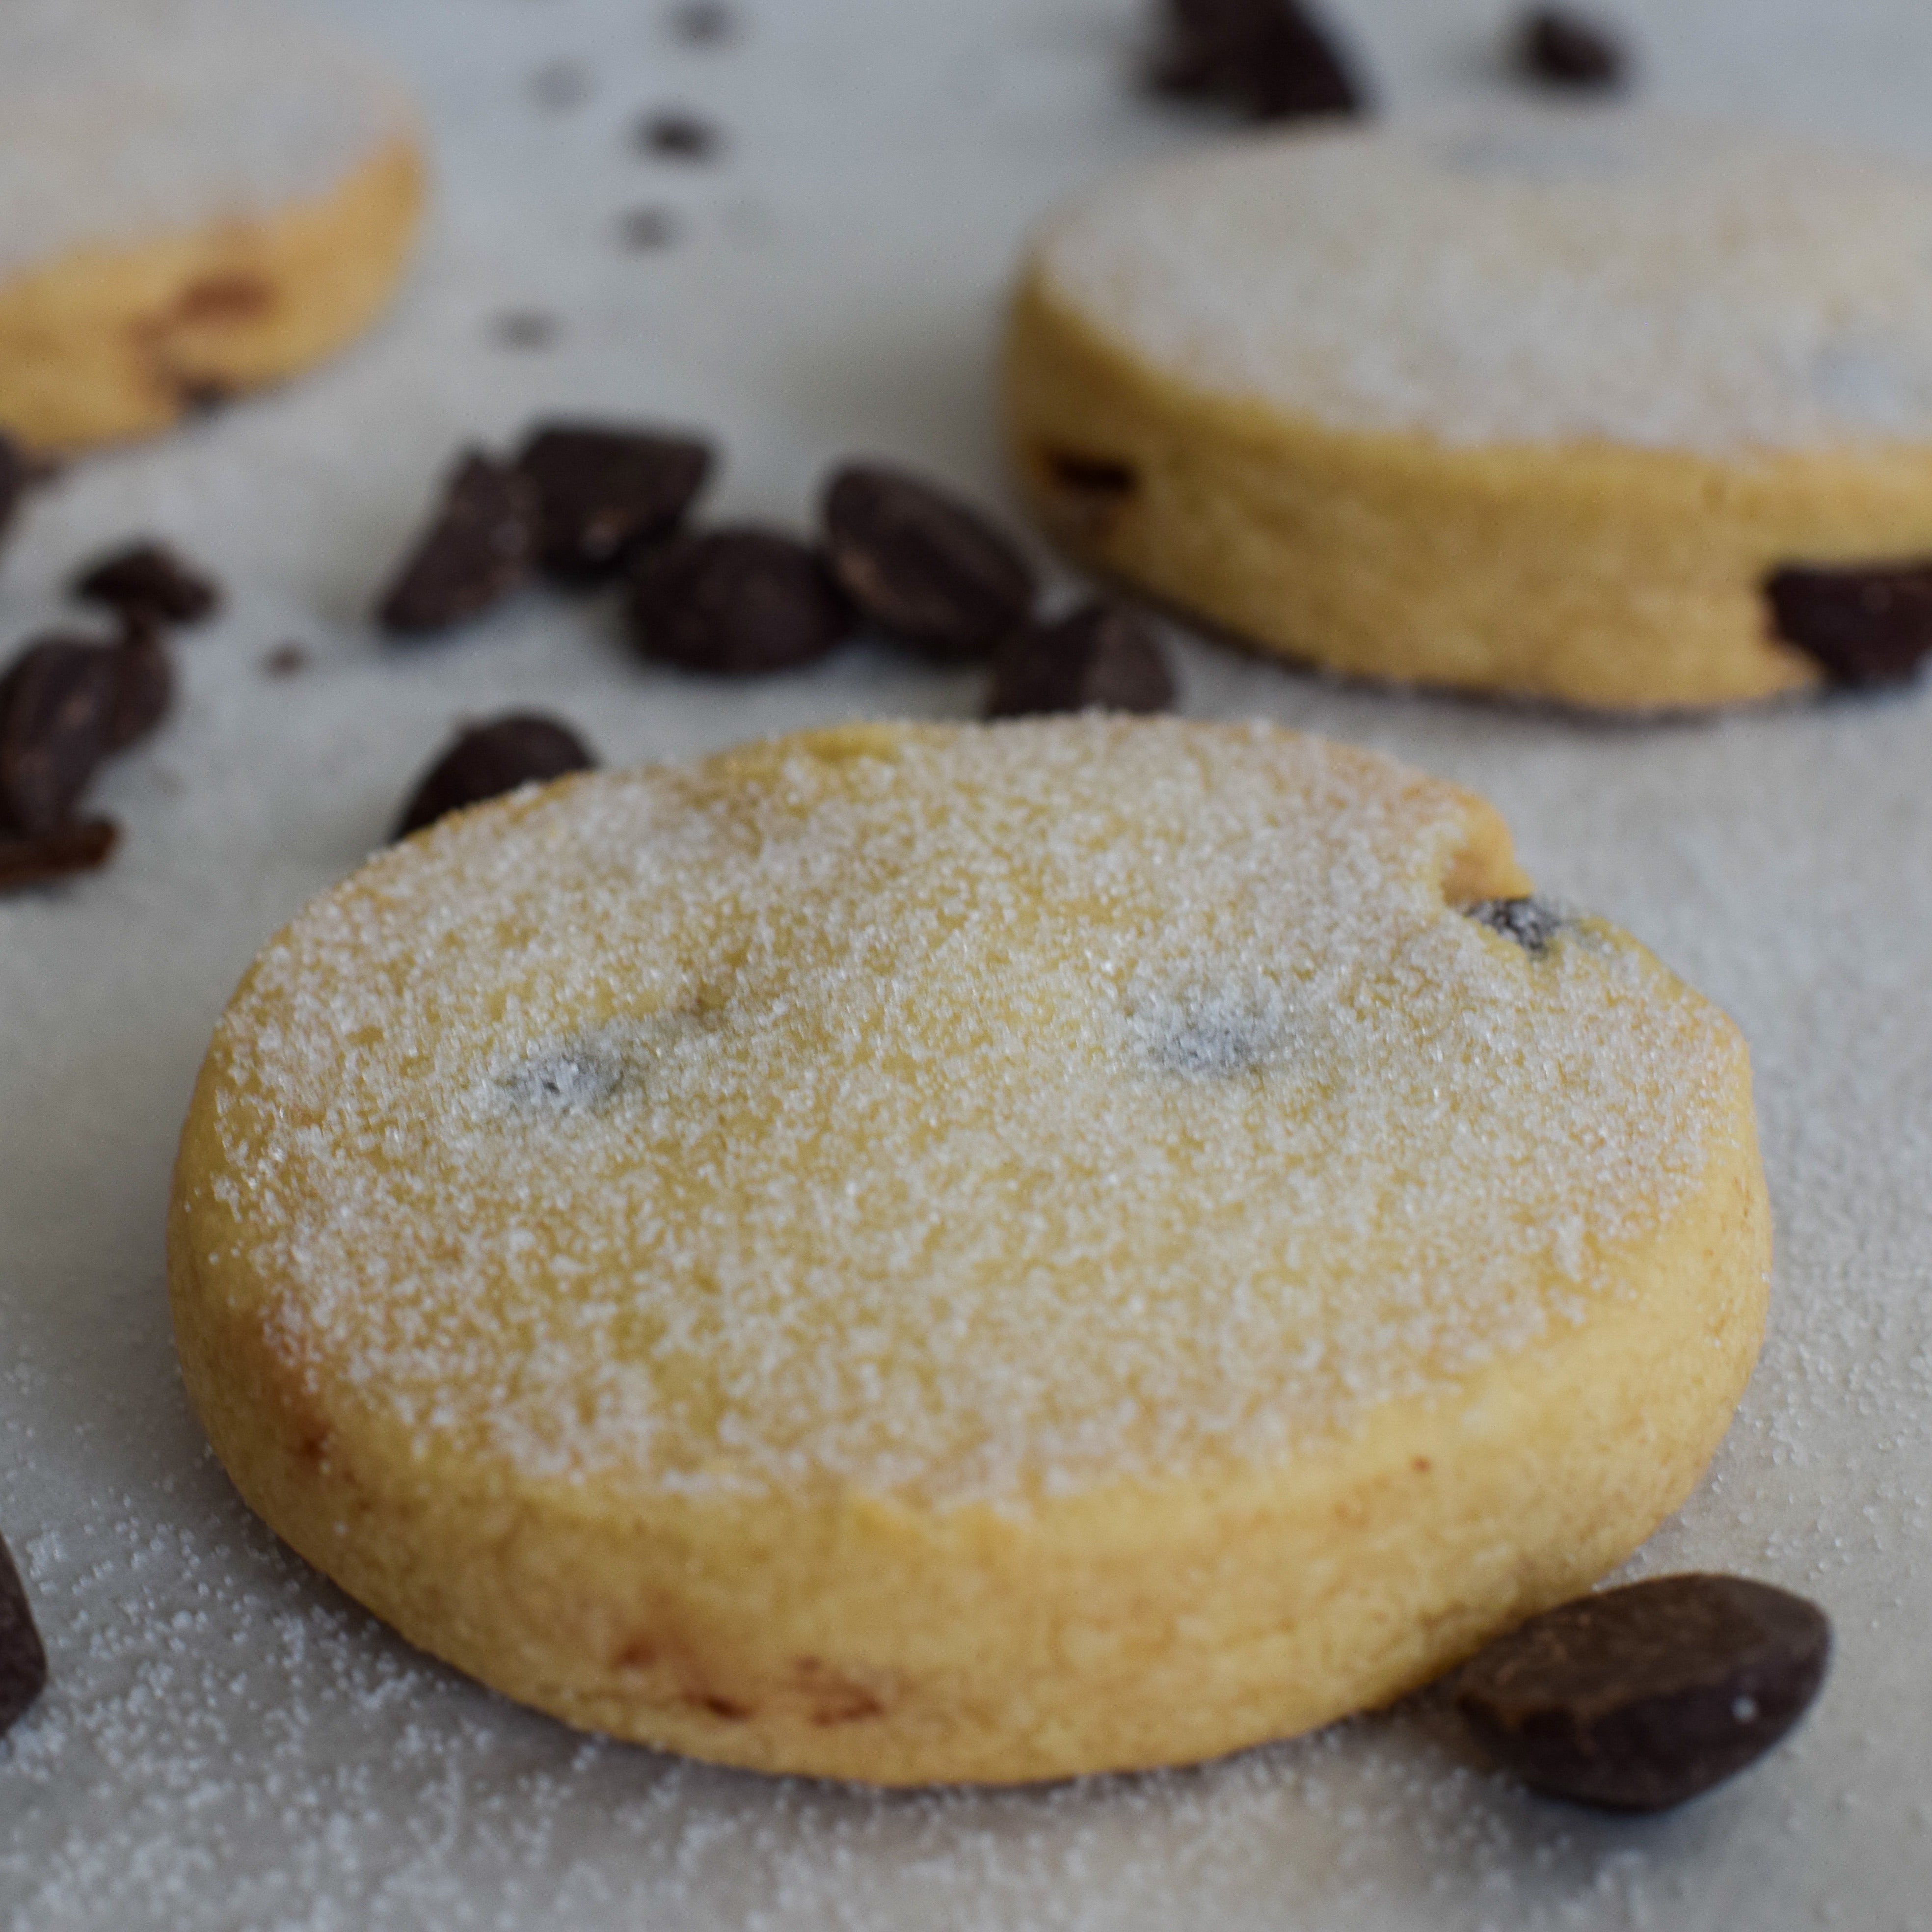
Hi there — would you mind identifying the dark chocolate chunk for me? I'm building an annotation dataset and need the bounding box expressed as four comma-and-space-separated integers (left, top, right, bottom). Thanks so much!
1516, 7, 1627, 88
0, 636, 125, 832
637, 109, 722, 160
0, 433, 22, 556
617, 205, 681, 251
71, 540, 221, 627
0, 817, 118, 893
1456, 1575, 1831, 1813
668, 0, 736, 45
823, 463, 1038, 663
107, 622, 174, 751
1150, 0, 1366, 121
377, 452, 541, 638
1765, 560, 1932, 690
0, 1532, 47, 1734
1466, 896, 1563, 954
514, 422, 714, 584
394, 713, 598, 839
630, 527, 851, 675
986, 602, 1176, 718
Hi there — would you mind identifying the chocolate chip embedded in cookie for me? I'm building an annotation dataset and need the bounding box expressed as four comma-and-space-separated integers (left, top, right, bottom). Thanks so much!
170, 718, 1769, 1786
0, 1531, 47, 1738
1009, 114, 1932, 708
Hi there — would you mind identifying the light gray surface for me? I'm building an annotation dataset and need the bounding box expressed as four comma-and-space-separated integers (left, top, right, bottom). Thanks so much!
2, 0, 1929, 1925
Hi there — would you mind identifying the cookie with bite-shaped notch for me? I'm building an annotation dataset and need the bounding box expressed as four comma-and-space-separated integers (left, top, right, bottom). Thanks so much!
1007, 113, 1932, 707
168, 718, 1769, 1784
0, 0, 425, 455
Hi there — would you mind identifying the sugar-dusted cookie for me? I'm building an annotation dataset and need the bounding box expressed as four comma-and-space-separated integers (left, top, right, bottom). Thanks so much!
169, 719, 1769, 1784
1007, 114, 1932, 708
0, 0, 425, 454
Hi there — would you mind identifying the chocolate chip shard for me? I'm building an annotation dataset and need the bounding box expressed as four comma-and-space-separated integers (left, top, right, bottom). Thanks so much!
986, 602, 1176, 718
823, 463, 1038, 662
1516, 6, 1627, 88
1456, 1575, 1831, 1812
637, 109, 722, 160
394, 713, 599, 839
0, 1532, 47, 1735
72, 540, 221, 627
1149, 0, 1366, 121
0, 816, 119, 893
377, 452, 541, 638
1765, 560, 1932, 689
630, 528, 851, 675
1466, 897, 1563, 954
0, 636, 125, 832
107, 622, 174, 751
514, 421, 714, 585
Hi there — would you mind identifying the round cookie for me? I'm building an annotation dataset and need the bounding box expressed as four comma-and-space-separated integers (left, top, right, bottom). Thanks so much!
0, 0, 425, 455
1006, 114, 1932, 709
169, 719, 1770, 1785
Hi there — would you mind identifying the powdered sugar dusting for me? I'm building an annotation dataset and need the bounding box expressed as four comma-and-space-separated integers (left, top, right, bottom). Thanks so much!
1037, 113, 1932, 455
188, 719, 1741, 1506
0, 0, 414, 280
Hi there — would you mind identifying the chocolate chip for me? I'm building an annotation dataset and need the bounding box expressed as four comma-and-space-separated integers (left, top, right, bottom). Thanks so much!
1456, 1575, 1831, 1812
377, 452, 542, 638
1765, 560, 1932, 689
394, 713, 598, 839
71, 540, 221, 627
668, 0, 736, 44
637, 109, 722, 160
1149, 0, 1366, 121
262, 641, 311, 678
1516, 7, 1627, 87
0, 817, 119, 894
0, 1532, 47, 1735
107, 622, 173, 752
617, 205, 681, 251
0, 433, 22, 556
822, 463, 1038, 663
514, 421, 713, 585
0, 636, 125, 832
1466, 897, 1563, 953
630, 528, 852, 675
986, 602, 1176, 718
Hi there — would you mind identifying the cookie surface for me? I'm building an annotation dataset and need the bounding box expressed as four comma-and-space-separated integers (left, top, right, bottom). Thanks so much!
0, 0, 425, 454
1007, 114, 1932, 707
169, 719, 1769, 1783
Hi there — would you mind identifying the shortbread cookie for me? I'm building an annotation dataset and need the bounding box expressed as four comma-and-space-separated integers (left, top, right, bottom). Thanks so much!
1007, 114, 1932, 708
0, 0, 425, 454
169, 719, 1769, 1784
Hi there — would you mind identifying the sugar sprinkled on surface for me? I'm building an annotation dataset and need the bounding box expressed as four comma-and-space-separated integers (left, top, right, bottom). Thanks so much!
187, 718, 1740, 1506
1037, 113, 1932, 455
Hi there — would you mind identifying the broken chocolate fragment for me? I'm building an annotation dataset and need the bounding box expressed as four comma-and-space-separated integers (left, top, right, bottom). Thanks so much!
1466, 896, 1563, 954
637, 109, 722, 160
1456, 1575, 1831, 1812
107, 622, 174, 752
823, 462, 1038, 662
378, 452, 541, 638
1149, 0, 1366, 121
986, 602, 1175, 718
1765, 560, 1932, 689
1516, 6, 1627, 88
0, 817, 119, 894
515, 421, 713, 584
631, 528, 851, 674
0, 636, 125, 832
72, 540, 221, 627
0, 1532, 47, 1735
394, 714, 599, 839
